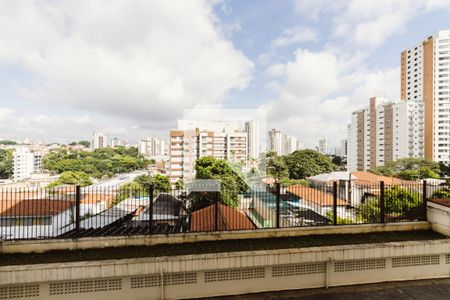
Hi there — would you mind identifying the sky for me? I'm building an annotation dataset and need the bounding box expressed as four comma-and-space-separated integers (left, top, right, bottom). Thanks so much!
0, 0, 450, 148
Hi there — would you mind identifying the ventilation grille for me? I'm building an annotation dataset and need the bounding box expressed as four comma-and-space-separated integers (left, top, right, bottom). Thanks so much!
0, 284, 39, 299
392, 255, 440, 268
272, 263, 326, 277
335, 259, 386, 272
130, 272, 197, 289
204, 267, 265, 283
49, 279, 122, 296
446, 254, 450, 264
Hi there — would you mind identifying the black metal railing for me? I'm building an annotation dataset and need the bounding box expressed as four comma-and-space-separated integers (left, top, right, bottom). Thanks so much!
0, 180, 436, 241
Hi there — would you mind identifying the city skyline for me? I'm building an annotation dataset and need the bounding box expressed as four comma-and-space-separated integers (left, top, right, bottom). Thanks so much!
1, 1, 450, 147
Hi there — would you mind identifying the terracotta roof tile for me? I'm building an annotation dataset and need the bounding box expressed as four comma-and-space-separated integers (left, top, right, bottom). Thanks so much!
287, 185, 347, 206
351, 171, 411, 186
190, 203, 256, 232
0, 199, 74, 217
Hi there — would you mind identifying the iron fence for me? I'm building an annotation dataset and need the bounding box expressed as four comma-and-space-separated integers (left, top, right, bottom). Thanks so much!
0, 180, 438, 241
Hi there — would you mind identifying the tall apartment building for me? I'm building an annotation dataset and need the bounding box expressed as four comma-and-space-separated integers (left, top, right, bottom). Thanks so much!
13, 147, 43, 182
169, 121, 248, 183
347, 97, 424, 172
401, 30, 450, 163
139, 138, 166, 157
318, 138, 328, 154
92, 131, 108, 150
268, 129, 299, 155
268, 129, 284, 155
245, 121, 260, 159
284, 136, 298, 154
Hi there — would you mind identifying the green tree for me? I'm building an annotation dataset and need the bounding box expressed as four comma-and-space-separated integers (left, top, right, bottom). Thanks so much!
331, 156, 342, 166
370, 158, 440, 180
356, 186, 422, 222
114, 182, 145, 204
152, 174, 170, 192
134, 174, 170, 192
266, 152, 289, 182
175, 179, 184, 190
42, 147, 149, 179
78, 140, 91, 148
189, 156, 248, 211
47, 171, 93, 188
431, 179, 450, 198
279, 178, 310, 186
283, 149, 336, 179
0, 149, 13, 179
0, 140, 17, 145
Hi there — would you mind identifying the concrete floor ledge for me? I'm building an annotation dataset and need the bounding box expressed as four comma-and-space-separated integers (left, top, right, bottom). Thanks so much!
0, 221, 431, 254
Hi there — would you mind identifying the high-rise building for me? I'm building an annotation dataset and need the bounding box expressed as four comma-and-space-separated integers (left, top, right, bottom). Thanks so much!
111, 137, 120, 147
268, 129, 284, 155
347, 97, 424, 172
284, 136, 298, 154
92, 131, 108, 150
245, 121, 259, 159
268, 129, 299, 155
139, 138, 166, 157
12, 147, 43, 182
401, 30, 450, 163
169, 121, 247, 183
318, 138, 328, 154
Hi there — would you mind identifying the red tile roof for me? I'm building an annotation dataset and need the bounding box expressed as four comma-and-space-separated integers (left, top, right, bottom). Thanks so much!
351, 171, 411, 185
0, 199, 74, 217
190, 203, 256, 232
287, 185, 347, 206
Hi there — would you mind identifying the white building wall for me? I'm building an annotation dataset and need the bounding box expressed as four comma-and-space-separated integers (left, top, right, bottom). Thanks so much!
434, 30, 450, 162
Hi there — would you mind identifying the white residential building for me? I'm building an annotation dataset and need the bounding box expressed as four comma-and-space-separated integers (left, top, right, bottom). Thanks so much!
12, 147, 43, 182
92, 131, 108, 150
245, 121, 260, 159
347, 97, 424, 172
401, 30, 450, 163
268, 129, 284, 155
139, 138, 166, 157
268, 129, 299, 155
318, 138, 328, 154
284, 136, 298, 154
111, 137, 120, 147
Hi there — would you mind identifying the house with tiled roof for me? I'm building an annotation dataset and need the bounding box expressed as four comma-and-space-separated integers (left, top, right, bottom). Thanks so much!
0, 199, 75, 239
286, 185, 349, 219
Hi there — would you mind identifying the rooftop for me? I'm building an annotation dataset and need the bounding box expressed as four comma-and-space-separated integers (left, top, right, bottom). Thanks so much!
190, 203, 256, 232
287, 185, 347, 206
0, 199, 74, 217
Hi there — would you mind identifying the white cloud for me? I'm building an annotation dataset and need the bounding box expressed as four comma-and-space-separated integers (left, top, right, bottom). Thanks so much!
265, 48, 399, 147
265, 63, 286, 78
293, 0, 345, 20
0, 0, 253, 129
271, 26, 318, 48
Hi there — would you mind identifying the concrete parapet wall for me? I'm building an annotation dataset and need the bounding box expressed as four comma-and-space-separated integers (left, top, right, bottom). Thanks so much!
1, 238, 450, 299
0, 222, 431, 254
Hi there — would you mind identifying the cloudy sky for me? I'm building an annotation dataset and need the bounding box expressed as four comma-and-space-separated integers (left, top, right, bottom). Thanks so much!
0, 0, 449, 147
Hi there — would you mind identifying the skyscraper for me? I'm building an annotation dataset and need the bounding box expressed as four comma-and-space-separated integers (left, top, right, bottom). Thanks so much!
244, 121, 259, 159
401, 30, 450, 163
268, 129, 284, 155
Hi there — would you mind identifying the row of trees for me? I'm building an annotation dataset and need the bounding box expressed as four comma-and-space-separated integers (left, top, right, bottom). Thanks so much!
265, 149, 336, 183
369, 158, 441, 180
43, 146, 151, 179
